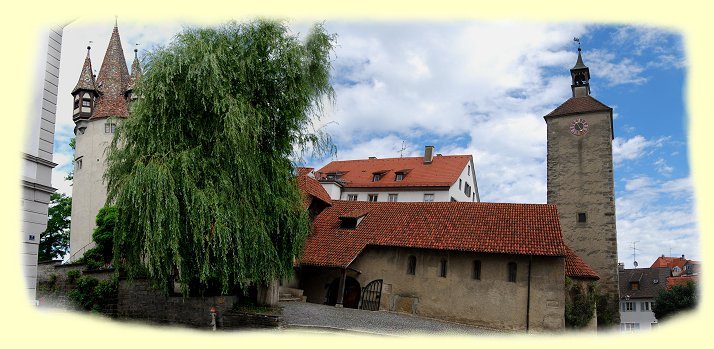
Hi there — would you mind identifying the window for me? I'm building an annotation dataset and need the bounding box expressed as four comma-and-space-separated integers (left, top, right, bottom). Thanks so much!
395, 173, 404, 181
423, 193, 434, 202
473, 260, 481, 280
630, 281, 639, 291
459, 179, 462, 189
75, 157, 83, 171
621, 323, 640, 331
622, 301, 635, 312
464, 183, 471, 197
105, 122, 116, 133
407, 255, 416, 275
439, 259, 447, 277
468, 165, 471, 176
641, 302, 650, 311
73, 99, 80, 109
508, 262, 517, 282
577, 212, 587, 223
347, 194, 358, 201
388, 194, 398, 202
372, 174, 381, 182
651, 302, 655, 310
368, 194, 378, 202
82, 99, 91, 107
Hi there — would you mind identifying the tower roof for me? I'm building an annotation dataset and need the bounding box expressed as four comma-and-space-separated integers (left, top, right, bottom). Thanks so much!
127, 49, 142, 91
572, 48, 588, 70
71, 47, 98, 94
92, 24, 130, 119
545, 95, 611, 118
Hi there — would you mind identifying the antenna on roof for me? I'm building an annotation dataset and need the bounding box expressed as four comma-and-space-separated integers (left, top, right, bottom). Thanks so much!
631, 241, 640, 268
399, 140, 407, 158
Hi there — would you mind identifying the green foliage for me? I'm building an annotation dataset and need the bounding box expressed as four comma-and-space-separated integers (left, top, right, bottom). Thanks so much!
66, 269, 81, 284
65, 137, 76, 182
596, 293, 615, 327
104, 19, 335, 295
92, 206, 117, 262
565, 280, 596, 328
68, 275, 118, 312
38, 193, 72, 261
653, 281, 697, 321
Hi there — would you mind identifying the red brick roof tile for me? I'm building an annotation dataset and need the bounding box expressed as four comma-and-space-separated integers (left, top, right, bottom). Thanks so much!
316, 155, 471, 188
72, 49, 98, 94
565, 245, 599, 280
296, 172, 332, 209
92, 25, 130, 119
300, 201, 566, 268
545, 96, 611, 118
650, 256, 688, 270
666, 275, 697, 288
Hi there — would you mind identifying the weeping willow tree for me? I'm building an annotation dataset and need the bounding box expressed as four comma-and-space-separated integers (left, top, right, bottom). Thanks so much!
104, 19, 335, 295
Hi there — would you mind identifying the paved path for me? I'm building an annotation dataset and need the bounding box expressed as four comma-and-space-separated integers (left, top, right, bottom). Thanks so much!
279, 301, 503, 336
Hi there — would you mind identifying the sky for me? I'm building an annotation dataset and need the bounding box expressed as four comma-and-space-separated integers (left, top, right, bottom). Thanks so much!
51, 17, 696, 269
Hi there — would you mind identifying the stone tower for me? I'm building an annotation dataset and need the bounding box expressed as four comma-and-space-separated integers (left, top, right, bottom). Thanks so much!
68, 23, 139, 260
544, 47, 620, 324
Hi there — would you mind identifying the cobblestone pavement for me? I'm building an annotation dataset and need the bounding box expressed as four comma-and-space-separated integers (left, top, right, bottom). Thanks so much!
279, 301, 505, 336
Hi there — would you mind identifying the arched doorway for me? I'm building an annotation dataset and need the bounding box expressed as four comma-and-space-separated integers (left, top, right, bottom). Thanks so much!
325, 276, 361, 308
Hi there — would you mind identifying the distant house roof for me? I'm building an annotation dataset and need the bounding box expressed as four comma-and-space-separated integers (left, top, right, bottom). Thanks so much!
650, 255, 688, 270
545, 96, 611, 118
300, 201, 567, 268
666, 275, 698, 288
315, 155, 472, 188
295, 169, 332, 209
618, 267, 670, 299
565, 246, 599, 280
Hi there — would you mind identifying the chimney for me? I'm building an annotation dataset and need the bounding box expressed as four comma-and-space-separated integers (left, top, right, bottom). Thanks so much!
618, 262, 625, 272
681, 254, 685, 259
424, 145, 434, 164
368, 156, 377, 159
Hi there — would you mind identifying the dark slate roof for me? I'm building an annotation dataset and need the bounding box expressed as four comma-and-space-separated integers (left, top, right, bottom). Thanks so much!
545, 95, 611, 118
301, 201, 566, 268
572, 50, 588, 70
619, 267, 670, 299
565, 245, 599, 280
92, 25, 130, 119
72, 48, 98, 94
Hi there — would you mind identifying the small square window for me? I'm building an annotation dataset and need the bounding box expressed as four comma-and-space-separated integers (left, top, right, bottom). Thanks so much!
577, 212, 587, 223
105, 122, 116, 133
368, 194, 378, 202
630, 281, 639, 290
395, 173, 404, 181
347, 194, 358, 201
388, 194, 398, 202
82, 99, 91, 107
372, 174, 381, 182
423, 193, 435, 202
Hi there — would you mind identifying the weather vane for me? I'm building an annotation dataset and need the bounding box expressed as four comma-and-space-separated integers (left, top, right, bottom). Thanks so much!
573, 37, 581, 50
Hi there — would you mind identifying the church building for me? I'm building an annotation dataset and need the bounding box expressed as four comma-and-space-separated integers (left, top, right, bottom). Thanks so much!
68, 23, 141, 261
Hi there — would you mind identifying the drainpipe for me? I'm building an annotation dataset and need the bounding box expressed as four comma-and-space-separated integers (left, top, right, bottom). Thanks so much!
526, 255, 532, 333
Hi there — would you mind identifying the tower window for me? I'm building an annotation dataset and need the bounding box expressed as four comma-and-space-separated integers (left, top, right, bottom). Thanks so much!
105, 122, 116, 133
82, 99, 91, 107
439, 259, 447, 277
508, 262, 517, 282
577, 212, 587, 223
407, 255, 416, 275
75, 157, 83, 171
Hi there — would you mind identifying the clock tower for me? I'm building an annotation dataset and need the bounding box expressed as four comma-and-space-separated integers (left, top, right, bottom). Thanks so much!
544, 47, 620, 326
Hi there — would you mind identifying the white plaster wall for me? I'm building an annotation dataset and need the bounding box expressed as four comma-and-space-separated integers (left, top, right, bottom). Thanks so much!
620, 299, 658, 330
338, 188, 451, 202
448, 158, 478, 202
69, 118, 115, 260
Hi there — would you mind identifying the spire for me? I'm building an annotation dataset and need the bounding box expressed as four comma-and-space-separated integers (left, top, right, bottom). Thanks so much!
127, 48, 142, 92
71, 46, 98, 94
93, 23, 130, 118
570, 46, 591, 97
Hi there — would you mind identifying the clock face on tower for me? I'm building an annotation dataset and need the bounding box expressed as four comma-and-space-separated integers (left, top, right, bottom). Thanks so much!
569, 118, 589, 136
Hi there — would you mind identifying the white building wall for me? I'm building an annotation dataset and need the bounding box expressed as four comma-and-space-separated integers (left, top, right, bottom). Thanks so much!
338, 188, 450, 202
447, 158, 479, 202
69, 118, 116, 261
21, 25, 65, 303
620, 299, 658, 331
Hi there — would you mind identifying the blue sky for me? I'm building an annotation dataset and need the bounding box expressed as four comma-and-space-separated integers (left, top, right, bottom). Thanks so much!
52, 18, 697, 268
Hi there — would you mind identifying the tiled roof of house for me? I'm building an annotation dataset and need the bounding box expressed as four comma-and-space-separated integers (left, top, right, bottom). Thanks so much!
126, 49, 142, 91
72, 48, 98, 94
650, 255, 688, 270
666, 275, 698, 288
545, 96, 611, 118
618, 267, 670, 299
316, 155, 472, 188
300, 201, 566, 268
564, 245, 599, 280
92, 25, 130, 119
295, 170, 332, 209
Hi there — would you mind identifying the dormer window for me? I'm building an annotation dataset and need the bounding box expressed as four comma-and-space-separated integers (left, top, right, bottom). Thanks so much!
82, 99, 91, 107
395, 173, 404, 181
372, 174, 381, 182
338, 210, 369, 229
630, 281, 639, 291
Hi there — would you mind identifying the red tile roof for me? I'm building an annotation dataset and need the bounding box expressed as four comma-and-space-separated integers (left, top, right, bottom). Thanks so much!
72, 49, 98, 94
300, 201, 566, 268
564, 245, 599, 280
666, 275, 697, 288
92, 25, 130, 119
545, 96, 611, 118
316, 155, 471, 188
295, 171, 332, 209
650, 256, 688, 270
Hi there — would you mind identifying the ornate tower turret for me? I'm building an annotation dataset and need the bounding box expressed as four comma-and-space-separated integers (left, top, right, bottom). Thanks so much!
126, 48, 142, 102
570, 47, 591, 97
71, 46, 99, 134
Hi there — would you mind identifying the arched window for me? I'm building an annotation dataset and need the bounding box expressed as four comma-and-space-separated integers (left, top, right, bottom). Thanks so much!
473, 260, 481, 280
407, 255, 416, 275
508, 262, 517, 282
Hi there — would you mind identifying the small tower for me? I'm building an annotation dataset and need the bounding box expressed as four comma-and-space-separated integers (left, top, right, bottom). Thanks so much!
544, 46, 620, 326
69, 22, 136, 261
125, 48, 142, 102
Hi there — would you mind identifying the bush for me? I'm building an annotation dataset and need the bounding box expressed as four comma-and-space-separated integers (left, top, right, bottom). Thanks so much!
653, 281, 697, 321
66, 270, 81, 284
68, 275, 118, 312
565, 280, 596, 328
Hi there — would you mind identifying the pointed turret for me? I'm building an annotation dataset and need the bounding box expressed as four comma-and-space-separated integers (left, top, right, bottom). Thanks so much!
92, 24, 130, 119
71, 46, 100, 123
126, 48, 142, 101
570, 47, 591, 97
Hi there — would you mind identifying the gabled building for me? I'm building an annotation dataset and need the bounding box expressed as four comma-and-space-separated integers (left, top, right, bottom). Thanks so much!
316, 146, 479, 203
68, 23, 141, 261
618, 266, 670, 331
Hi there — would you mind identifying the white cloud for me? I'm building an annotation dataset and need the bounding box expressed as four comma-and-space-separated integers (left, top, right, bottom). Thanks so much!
612, 135, 668, 164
